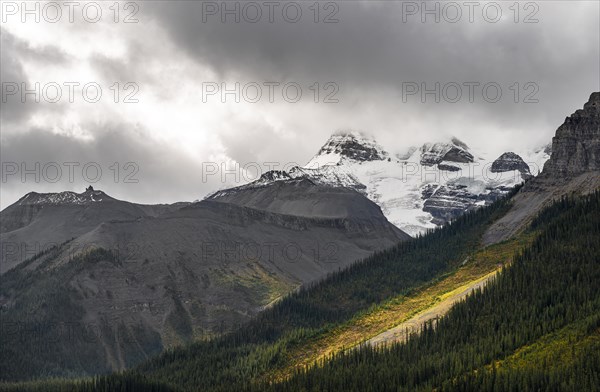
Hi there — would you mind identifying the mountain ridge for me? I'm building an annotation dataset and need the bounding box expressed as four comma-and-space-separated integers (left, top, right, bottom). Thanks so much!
0, 178, 407, 378
218, 132, 550, 236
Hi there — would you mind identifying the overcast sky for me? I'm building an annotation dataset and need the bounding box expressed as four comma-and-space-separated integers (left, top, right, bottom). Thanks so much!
1, 0, 599, 209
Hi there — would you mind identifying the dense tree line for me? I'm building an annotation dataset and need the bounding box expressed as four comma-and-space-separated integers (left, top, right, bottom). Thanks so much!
0, 374, 174, 392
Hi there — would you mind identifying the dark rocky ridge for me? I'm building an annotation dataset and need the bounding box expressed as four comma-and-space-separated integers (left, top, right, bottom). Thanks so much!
316, 132, 387, 162
208, 177, 393, 221
420, 139, 474, 166
484, 92, 600, 245
442, 148, 474, 164
543, 92, 600, 176
491, 152, 532, 179
0, 189, 189, 273
437, 163, 460, 172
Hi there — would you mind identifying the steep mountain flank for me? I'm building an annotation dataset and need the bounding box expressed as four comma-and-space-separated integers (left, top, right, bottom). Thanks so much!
483, 92, 600, 245
543, 92, 600, 175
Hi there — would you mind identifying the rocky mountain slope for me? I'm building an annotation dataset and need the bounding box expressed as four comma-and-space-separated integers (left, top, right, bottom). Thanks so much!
0, 187, 189, 274
543, 92, 600, 175
484, 91, 600, 244
0, 180, 407, 378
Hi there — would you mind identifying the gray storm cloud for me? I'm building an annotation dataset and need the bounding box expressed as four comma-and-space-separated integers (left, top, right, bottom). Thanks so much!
1, 30, 39, 125
143, 2, 598, 105
1, 0, 598, 208
1, 124, 221, 208
139, 0, 598, 156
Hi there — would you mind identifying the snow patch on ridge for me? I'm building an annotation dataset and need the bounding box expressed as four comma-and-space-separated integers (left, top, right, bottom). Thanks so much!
18, 189, 112, 206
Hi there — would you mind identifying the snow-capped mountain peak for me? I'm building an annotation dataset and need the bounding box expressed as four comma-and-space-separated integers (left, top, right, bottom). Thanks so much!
419, 137, 475, 166
207, 165, 365, 200
305, 131, 389, 169
211, 131, 552, 237
491, 152, 532, 178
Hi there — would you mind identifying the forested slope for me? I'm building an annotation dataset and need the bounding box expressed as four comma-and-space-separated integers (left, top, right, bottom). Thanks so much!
261, 190, 600, 392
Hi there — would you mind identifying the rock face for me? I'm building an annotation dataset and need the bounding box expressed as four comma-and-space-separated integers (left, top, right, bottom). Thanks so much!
438, 163, 461, 172
483, 92, 600, 245
420, 138, 474, 166
312, 131, 387, 164
491, 152, 532, 179
422, 185, 510, 226
543, 92, 600, 176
